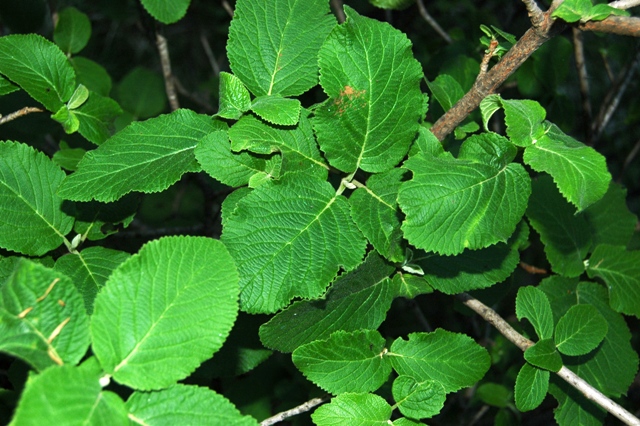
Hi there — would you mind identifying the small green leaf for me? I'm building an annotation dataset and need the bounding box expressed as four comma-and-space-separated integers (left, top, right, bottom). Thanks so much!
479, 94, 501, 131
54, 7, 91, 54
90, 236, 239, 390
227, 0, 335, 97
217, 72, 251, 120
293, 330, 392, 394
369, 0, 416, 10
502, 98, 546, 147
586, 4, 630, 21
390, 329, 490, 393
67, 84, 89, 109
516, 286, 554, 340
52, 144, 86, 171
140, 0, 190, 24
0, 141, 74, 256
427, 74, 464, 112
0, 260, 89, 371
393, 376, 446, 419
0, 75, 19, 96
524, 339, 563, 372
259, 253, 395, 352
73, 91, 123, 145
52, 106, 80, 134
515, 363, 549, 411
250, 95, 301, 126
126, 384, 259, 426
311, 393, 392, 426
0, 34, 75, 111
391, 272, 433, 299
586, 244, 640, 318
555, 304, 607, 356
116, 67, 166, 119
551, 0, 591, 22
476, 383, 512, 408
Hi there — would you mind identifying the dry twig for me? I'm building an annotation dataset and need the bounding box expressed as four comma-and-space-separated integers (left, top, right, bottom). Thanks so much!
260, 395, 330, 426
156, 32, 179, 111
0, 106, 44, 125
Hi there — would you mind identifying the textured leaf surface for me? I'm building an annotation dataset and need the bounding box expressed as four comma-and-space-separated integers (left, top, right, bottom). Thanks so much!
74, 92, 122, 145
523, 123, 610, 211
428, 74, 464, 112
54, 7, 91, 54
250, 95, 301, 125
222, 176, 366, 313
393, 376, 446, 419
583, 183, 637, 248
0, 75, 18, 96
515, 363, 549, 411
126, 384, 259, 426
259, 253, 394, 352
555, 304, 607, 356
399, 151, 530, 255
58, 109, 217, 202
314, 6, 424, 173
293, 330, 391, 395
523, 339, 562, 372
54, 247, 130, 315
526, 175, 590, 277
0, 141, 74, 256
349, 168, 406, 262
501, 98, 546, 147
586, 244, 640, 318
140, 0, 190, 24
391, 272, 433, 299
0, 260, 89, 371
550, 378, 606, 426
0, 34, 75, 111
90, 236, 239, 390
227, 0, 335, 97
217, 72, 251, 120
516, 286, 554, 340
9, 364, 128, 426
311, 393, 391, 426
389, 330, 490, 393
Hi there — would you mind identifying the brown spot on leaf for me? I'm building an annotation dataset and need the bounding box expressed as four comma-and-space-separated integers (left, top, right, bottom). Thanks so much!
332, 85, 367, 115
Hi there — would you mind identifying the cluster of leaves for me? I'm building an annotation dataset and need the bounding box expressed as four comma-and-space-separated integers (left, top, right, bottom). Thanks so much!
0, 0, 638, 425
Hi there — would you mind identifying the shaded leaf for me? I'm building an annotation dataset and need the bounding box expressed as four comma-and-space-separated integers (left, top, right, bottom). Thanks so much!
54, 7, 91, 54
524, 338, 562, 372
140, 0, 190, 24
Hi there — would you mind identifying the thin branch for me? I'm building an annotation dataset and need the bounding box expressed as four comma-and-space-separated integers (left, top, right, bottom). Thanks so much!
331, 0, 346, 24
200, 32, 221, 77
260, 395, 330, 426
578, 15, 640, 37
521, 0, 545, 28
416, 0, 452, 44
572, 27, 593, 143
457, 293, 640, 426
620, 138, 640, 179
156, 31, 180, 111
221, 0, 234, 18
0, 106, 44, 125
609, 0, 640, 9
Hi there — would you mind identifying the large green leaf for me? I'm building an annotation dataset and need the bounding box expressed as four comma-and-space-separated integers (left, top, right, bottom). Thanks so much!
259, 253, 395, 352
399, 150, 530, 255
74, 91, 122, 145
293, 330, 391, 395
311, 393, 392, 426
0, 34, 75, 111
222, 175, 366, 314
514, 363, 549, 412
227, 0, 335, 97
90, 236, 239, 390
314, 6, 424, 173
0, 259, 89, 371
516, 286, 554, 340
53, 7, 91, 55
140, 0, 190, 24
126, 384, 258, 426
250, 95, 301, 126
58, 109, 218, 202
392, 376, 446, 419
555, 304, 607, 356
389, 329, 490, 393
0, 141, 74, 256
583, 182, 637, 249
586, 244, 640, 318
523, 339, 562, 372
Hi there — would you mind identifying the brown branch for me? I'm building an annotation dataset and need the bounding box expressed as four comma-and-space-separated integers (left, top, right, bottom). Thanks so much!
0, 106, 44, 125
521, 0, 545, 28
416, 0, 452, 44
156, 32, 179, 111
578, 16, 640, 37
572, 27, 593, 143
609, 0, 640, 9
457, 293, 640, 426
331, 0, 346, 24
260, 395, 330, 426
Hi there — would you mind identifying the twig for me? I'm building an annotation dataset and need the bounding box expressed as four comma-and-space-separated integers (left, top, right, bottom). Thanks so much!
260, 395, 330, 426
221, 0, 234, 18
620, 138, 640, 180
519, 261, 548, 275
521, 0, 545, 28
416, 0, 452, 44
578, 15, 640, 37
156, 31, 179, 111
200, 32, 221, 77
0, 106, 44, 125
173, 78, 215, 112
331, 0, 345, 24
457, 293, 640, 426
609, 0, 640, 9
572, 27, 592, 143
479, 39, 499, 78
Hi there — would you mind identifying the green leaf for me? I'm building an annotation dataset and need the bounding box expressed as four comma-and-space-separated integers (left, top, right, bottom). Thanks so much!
501, 97, 546, 147
427, 74, 464, 112
551, 0, 590, 22
126, 384, 259, 426
52, 105, 81, 134
393, 376, 446, 419
250, 95, 301, 126
54, 247, 130, 315
0, 75, 19, 96
526, 175, 590, 277
523, 123, 610, 211
391, 272, 433, 299
516, 286, 554, 340
227, 0, 335, 97
74, 91, 122, 145
221, 175, 366, 314
52, 144, 86, 171
196, 130, 281, 188
583, 182, 637, 248
259, 252, 395, 352
476, 383, 512, 408
0, 141, 74, 256
524, 339, 563, 372
67, 84, 89, 109
314, 6, 425, 173
586, 4, 630, 21
311, 393, 392, 426
349, 168, 406, 262
90, 236, 239, 390
8, 364, 128, 426
0, 34, 75, 111
116, 67, 166, 119
54, 7, 91, 54
514, 363, 549, 411
293, 330, 391, 394
217, 72, 251, 120
71, 195, 139, 241
140, 0, 190, 24
586, 244, 640, 318
71, 57, 112, 96
555, 304, 607, 356
389, 329, 490, 393
369, 0, 416, 10
549, 378, 606, 426
399, 150, 530, 255
0, 259, 89, 371
479, 94, 501, 131
58, 109, 216, 202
